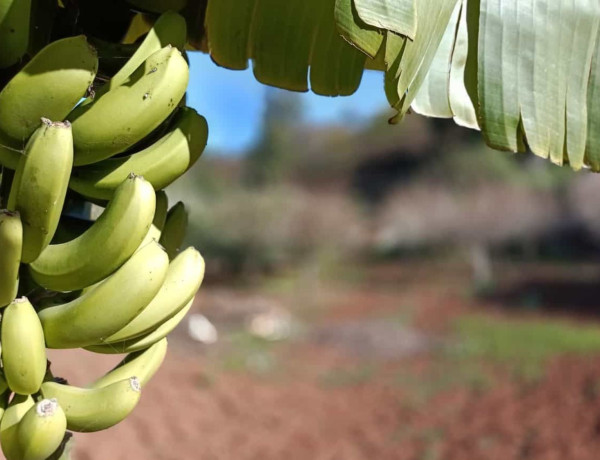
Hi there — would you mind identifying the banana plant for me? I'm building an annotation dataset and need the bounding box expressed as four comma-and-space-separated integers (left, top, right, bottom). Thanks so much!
0, 3, 209, 458
0, 1, 595, 458
184, 0, 600, 172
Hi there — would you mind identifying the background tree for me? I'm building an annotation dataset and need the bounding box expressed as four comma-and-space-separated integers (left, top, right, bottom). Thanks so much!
243, 89, 303, 188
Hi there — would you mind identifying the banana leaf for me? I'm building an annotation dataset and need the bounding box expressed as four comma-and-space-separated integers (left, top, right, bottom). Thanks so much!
185, 0, 600, 170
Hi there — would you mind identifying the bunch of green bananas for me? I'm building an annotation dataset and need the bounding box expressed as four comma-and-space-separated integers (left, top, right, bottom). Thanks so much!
0, 6, 207, 459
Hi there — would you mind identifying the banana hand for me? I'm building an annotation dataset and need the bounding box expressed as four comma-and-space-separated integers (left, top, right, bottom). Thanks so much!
70, 108, 208, 201
40, 377, 141, 433
29, 174, 156, 292
69, 45, 189, 166
38, 240, 169, 349
0, 36, 97, 146
104, 247, 204, 343
86, 298, 193, 354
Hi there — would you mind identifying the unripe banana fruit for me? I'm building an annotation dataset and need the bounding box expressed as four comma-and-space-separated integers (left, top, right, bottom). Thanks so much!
17, 399, 67, 460
159, 201, 188, 259
0, 394, 35, 460
0, 0, 31, 68
8, 119, 73, 263
0, 36, 97, 147
101, 11, 187, 94
0, 5, 208, 447
89, 338, 167, 388
69, 107, 208, 201
86, 298, 193, 354
104, 247, 204, 343
151, 190, 169, 237
40, 377, 142, 432
0, 210, 22, 307
1, 297, 47, 395
138, 190, 168, 249
69, 45, 189, 165
38, 240, 169, 349
29, 174, 156, 292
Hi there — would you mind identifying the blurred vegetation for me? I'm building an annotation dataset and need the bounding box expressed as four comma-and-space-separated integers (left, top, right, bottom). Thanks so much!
243, 89, 304, 188
167, 89, 600, 282
453, 315, 600, 381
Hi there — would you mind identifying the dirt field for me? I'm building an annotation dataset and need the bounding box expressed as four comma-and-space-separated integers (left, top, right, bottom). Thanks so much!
46, 261, 600, 460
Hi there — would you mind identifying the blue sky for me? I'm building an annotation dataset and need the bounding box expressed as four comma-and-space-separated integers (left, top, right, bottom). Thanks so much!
186, 53, 389, 155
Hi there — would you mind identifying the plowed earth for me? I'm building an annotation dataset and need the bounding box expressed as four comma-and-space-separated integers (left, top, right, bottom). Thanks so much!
47, 262, 600, 460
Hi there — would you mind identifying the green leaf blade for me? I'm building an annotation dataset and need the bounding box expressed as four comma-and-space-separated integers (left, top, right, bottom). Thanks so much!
353, 0, 417, 39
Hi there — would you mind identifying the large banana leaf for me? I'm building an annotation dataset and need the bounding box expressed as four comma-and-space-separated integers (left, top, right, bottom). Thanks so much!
189, 0, 600, 171
202, 0, 365, 95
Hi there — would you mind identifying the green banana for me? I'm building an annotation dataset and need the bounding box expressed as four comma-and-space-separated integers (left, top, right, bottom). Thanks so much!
40, 377, 141, 433
0, 0, 31, 68
8, 119, 73, 263
86, 12, 186, 98
101, 11, 186, 94
29, 174, 156, 292
69, 108, 208, 201
104, 247, 204, 343
38, 240, 168, 349
85, 298, 193, 354
159, 201, 188, 259
0, 36, 97, 146
89, 338, 167, 389
0, 394, 34, 460
0, 210, 21, 307
153, 190, 169, 235
126, 0, 188, 14
1, 297, 47, 394
17, 399, 67, 460
69, 45, 189, 166
139, 189, 168, 248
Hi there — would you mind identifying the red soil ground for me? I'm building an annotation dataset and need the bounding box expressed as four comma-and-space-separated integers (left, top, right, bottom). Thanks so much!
45, 261, 600, 460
